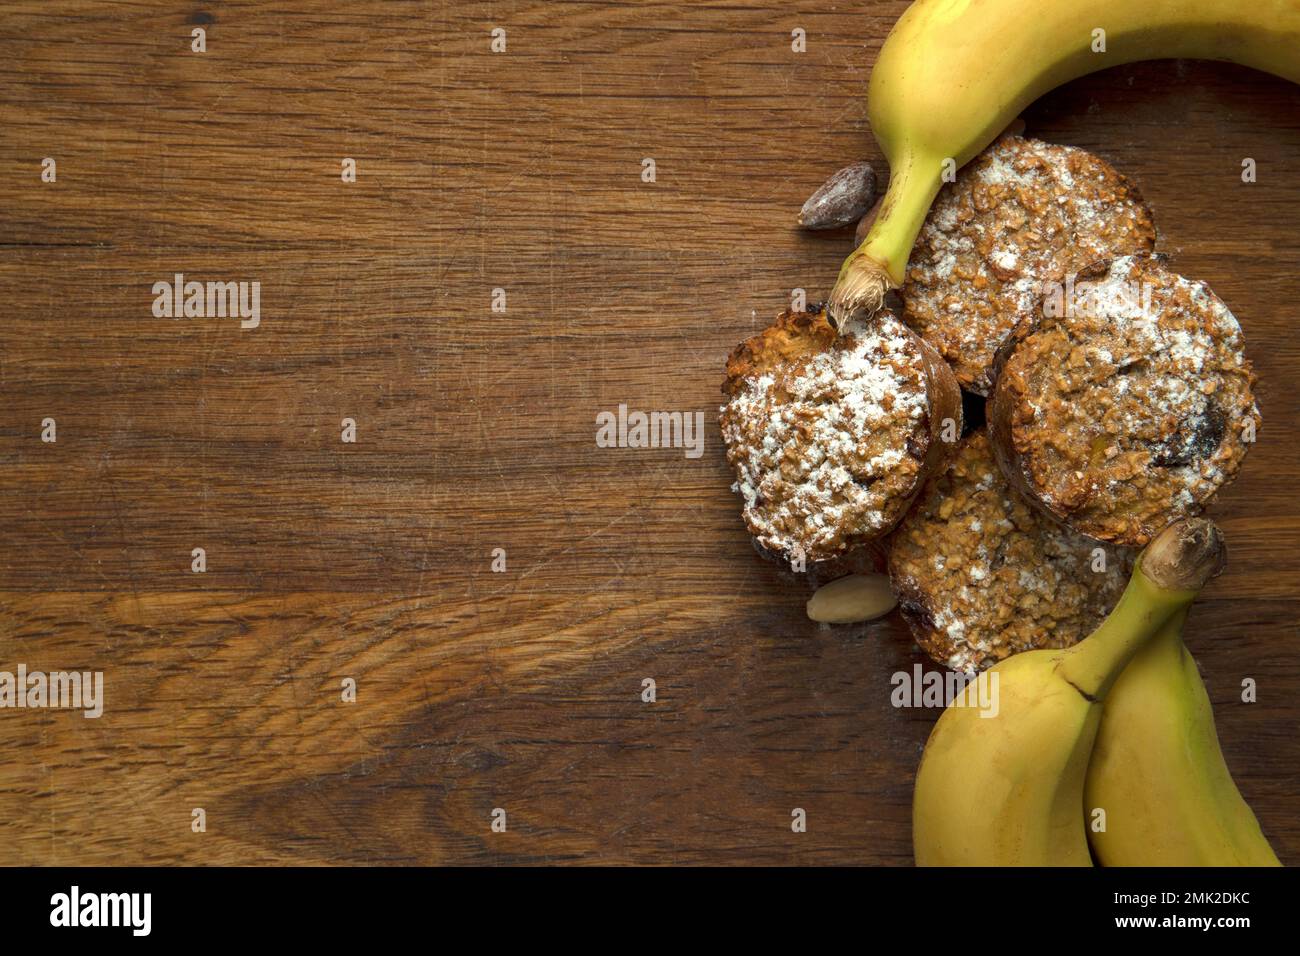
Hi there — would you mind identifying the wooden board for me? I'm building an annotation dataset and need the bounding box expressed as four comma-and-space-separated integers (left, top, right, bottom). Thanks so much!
1, 0, 1297, 865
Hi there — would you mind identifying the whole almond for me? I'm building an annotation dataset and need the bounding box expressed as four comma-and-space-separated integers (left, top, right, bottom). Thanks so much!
806, 573, 897, 624
799, 161, 877, 230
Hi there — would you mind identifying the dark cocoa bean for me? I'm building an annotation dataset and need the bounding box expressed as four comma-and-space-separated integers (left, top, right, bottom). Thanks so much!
799, 161, 877, 230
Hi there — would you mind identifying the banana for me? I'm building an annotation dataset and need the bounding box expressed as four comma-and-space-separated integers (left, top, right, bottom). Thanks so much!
912, 519, 1225, 866
1085, 608, 1281, 866
829, 0, 1300, 325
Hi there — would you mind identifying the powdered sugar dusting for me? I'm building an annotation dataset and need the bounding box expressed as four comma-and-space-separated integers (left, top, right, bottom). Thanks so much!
901, 137, 1156, 394
891, 432, 1133, 673
1002, 254, 1261, 545
721, 312, 931, 561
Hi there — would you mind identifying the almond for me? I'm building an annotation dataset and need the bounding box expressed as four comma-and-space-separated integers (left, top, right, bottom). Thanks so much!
806, 573, 897, 624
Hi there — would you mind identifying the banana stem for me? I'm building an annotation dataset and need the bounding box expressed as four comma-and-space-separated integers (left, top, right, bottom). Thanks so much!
1057, 519, 1224, 700
1058, 569, 1192, 701
827, 147, 944, 326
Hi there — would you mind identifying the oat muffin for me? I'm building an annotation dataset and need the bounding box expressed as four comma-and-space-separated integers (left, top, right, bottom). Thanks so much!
901, 135, 1156, 394
889, 431, 1133, 673
721, 307, 961, 567
988, 254, 1261, 547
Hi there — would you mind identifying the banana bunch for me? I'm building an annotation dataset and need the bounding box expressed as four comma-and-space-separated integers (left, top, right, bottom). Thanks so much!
829, 0, 1300, 324
912, 519, 1280, 866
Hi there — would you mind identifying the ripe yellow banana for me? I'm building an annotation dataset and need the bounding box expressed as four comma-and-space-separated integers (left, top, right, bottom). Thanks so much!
829, 0, 1300, 325
1085, 608, 1281, 866
912, 519, 1225, 866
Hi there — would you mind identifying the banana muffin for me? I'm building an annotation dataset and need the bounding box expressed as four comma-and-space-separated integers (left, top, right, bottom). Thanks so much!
988, 254, 1261, 546
889, 431, 1133, 673
721, 307, 961, 567
901, 135, 1156, 394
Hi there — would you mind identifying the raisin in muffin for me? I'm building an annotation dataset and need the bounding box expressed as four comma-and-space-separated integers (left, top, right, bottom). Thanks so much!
988, 254, 1261, 546
889, 431, 1133, 673
721, 307, 961, 567
901, 135, 1156, 395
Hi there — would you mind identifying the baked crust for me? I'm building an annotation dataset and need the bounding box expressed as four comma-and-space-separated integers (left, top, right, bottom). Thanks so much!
987, 254, 1261, 546
901, 136, 1157, 395
720, 307, 962, 566
723, 308, 836, 396
888, 431, 1133, 673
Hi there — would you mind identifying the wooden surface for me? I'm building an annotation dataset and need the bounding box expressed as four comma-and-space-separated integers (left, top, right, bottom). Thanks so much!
1, 0, 1298, 866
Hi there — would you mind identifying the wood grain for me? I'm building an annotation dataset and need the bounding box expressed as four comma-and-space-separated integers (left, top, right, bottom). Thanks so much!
0, 0, 1297, 865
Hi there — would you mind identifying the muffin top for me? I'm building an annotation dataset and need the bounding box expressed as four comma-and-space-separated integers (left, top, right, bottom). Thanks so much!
902, 136, 1156, 394
993, 254, 1260, 545
889, 431, 1133, 673
721, 309, 934, 562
